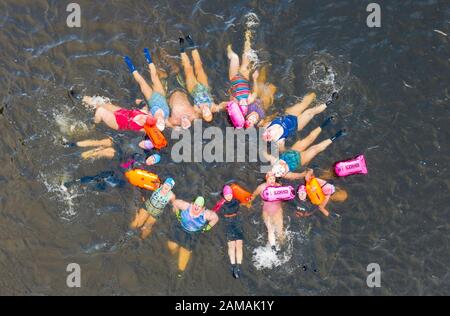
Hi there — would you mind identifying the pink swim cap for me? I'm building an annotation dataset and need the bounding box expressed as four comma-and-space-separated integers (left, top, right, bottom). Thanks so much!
223, 185, 233, 196
322, 183, 336, 196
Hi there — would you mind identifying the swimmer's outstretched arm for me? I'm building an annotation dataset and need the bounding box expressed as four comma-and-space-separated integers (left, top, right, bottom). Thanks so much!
318, 195, 330, 217
248, 70, 259, 104
250, 183, 265, 204
262, 150, 278, 165
276, 139, 286, 152
204, 210, 219, 228
169, 192, 177, 203
135, 99, 150, 113
284, 171, 307, 180
212, 102, 228, 113
165, 119, 175, 129
172, 199, 190, 214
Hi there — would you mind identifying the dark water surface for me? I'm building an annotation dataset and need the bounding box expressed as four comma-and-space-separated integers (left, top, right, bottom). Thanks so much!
0, 0, 449, 295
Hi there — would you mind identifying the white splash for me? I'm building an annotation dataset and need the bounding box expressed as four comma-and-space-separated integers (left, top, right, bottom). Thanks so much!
54, 113, 90, 137
252, 229, 297, 270
39, 172, 81, 221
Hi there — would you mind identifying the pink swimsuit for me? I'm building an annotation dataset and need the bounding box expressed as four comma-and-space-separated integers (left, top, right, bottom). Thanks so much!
260, 184, 282, 215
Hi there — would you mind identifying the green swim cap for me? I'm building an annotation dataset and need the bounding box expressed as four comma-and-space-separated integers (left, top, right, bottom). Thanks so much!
194, 196, 205, 207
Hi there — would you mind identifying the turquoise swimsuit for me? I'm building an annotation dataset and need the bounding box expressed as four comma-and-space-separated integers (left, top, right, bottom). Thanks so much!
280, 150, 302, 172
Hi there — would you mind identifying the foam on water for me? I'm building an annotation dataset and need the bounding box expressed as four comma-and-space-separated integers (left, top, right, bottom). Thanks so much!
252, 228, 298, 270
307, 61, 339, 95
39, 171, 81, 221
54, 112, 90, 137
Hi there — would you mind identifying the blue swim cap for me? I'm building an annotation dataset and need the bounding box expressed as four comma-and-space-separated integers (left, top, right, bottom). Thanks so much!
164, 177, 175, 188
152, 153, 161, 164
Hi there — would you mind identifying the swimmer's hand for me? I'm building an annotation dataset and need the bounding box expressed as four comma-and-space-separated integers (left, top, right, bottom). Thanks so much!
202, 224, 212, 232
295, 207, 314, 218
243, 202, 252, 209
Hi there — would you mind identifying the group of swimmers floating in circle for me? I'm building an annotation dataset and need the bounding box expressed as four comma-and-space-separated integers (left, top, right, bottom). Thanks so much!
68, 30, 368, 279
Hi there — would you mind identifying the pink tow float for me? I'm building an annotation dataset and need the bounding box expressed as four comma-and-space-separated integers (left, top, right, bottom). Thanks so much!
227, 101, 245, 129
262, 185, 296, 202
334, 155, 368, 177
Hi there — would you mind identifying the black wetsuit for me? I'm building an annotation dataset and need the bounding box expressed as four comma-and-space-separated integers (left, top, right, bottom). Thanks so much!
218, 198, 243, 241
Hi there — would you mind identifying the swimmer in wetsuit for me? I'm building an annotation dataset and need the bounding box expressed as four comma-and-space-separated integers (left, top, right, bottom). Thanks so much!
215, 185, 247, 279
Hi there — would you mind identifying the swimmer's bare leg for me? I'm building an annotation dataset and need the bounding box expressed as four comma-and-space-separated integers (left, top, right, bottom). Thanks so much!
140, 214, 157, 239
263, 212, 277, 247
132, 71, 154, 102
227, 44, 240, 80
167, 241, 179, 255
300, 139, 333, 166
228, 241, 237, 265
81, 147, 116, 160
273, 210, 285, 245
284, 92, 317, 117
178, 247, 191, 272
130, 208, 150, 229
239, 30, 253, 79
235, 240, 243, 265
291, 126, 322, 152
181, 52, 199, 93
76, 137, 113, 148
145, 50, 166, 96
296, 103, 327, 131
191, 49, 209, 88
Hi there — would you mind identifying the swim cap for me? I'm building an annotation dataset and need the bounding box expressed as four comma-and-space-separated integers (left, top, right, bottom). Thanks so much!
223, 185, 233, 196
164, 177, 175, 188
143, 139, 154, 150
156, 118, 165, 131
272, 163, 287, 178
194, 196, 205, 207
151, 153, 161, 164
247, 100, 265, 119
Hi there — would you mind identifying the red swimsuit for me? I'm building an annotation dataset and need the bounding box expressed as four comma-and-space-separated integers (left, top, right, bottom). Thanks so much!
114, 109, 147, 131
